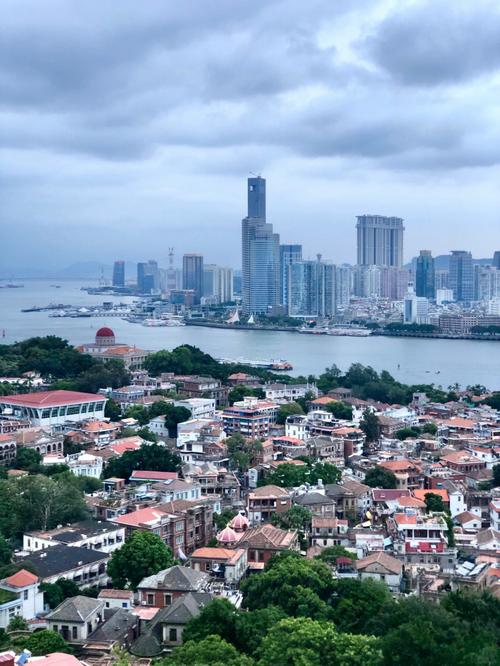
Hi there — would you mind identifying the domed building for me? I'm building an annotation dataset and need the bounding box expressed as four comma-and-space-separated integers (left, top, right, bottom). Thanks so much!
229, 513, 249, 533
76, 328, 149, 370
216, 526, 239, 546
95, 326, 116, 346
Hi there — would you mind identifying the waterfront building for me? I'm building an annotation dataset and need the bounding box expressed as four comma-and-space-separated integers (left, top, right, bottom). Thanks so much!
76, 327, 149, 370
280, 244, 302, 307
415, 250, 435, 299
449, 251, 473, 303
242, 176, 280, 314
182, 254, 204, 305
474, 265, 500, 301
356, 215, 404, 267
403, 285, 430, 324
380, 267, 409, 300
203, 264, 234, 303
112, 261, 125, 288
493, 251, 500, 270
288, 258, 336, 318
353, 265, 381, 298
335, 265, 352, 308
137, 260, 159, 294
0, 390, 107, 427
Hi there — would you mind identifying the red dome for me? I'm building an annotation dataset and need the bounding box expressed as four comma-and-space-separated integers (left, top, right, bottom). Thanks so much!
96, 327, 115, 338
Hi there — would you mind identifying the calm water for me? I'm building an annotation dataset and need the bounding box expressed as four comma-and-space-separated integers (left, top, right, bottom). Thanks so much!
1, 279, 499, 390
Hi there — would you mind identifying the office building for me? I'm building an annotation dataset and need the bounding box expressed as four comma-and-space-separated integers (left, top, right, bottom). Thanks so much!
241, 177, 280, 314
493, 251, 500, 270
356, 215, 404, 267
203, 265, 234, 303
137, 260, 159, 294
435, 269, 449, 290
288, 257, 336, 318
353, 265, 381, 298
415, 250, 435, 299
182, 254, 204, 304
280, 244, 302, 307
474, 265, 500, 301
112, 261, 125, 288
449, 251, 473, 303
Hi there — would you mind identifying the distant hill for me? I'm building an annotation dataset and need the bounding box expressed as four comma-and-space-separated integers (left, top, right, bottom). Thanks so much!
0, 261, 137, 280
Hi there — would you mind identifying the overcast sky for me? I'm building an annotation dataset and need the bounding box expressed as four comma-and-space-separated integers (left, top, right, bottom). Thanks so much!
2, 0, 500, 273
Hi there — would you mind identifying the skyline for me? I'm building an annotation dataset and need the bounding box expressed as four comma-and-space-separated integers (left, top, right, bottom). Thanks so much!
2, 0, 500, 273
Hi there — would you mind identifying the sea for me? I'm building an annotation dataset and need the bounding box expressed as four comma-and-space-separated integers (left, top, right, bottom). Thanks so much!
1, 279, 500, 391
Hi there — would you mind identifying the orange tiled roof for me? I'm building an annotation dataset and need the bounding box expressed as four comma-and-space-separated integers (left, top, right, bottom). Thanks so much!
5, 569, 39, 587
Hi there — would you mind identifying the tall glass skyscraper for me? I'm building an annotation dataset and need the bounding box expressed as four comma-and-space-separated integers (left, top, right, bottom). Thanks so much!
242, 177, 280, 314
112, 260, 125, 288
182, 253, 204, 304
449, 250, 473, 303
415, 250, 435, 299
288, 258, 336, 317
137, 260, 159, 293
356, 215, 404, 267
280, 244, 302, 307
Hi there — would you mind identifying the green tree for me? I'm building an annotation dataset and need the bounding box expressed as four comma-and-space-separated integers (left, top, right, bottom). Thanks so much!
104, 398, 122, 421
107, 531, 175, 590
422, 422, 437, 435
395, 427, 421, 440
493, 464, 500, 488
183, 599, 239, 646
260, 461, 340, 489
0, 536, 12, 567
228, 386, 264, 406
226, 434, 262, 472
214, 508, 237, 531
13, 447, 42, 471
257, 617, 382, 666
364, 467, 397, 489
330, 579, 393, 634
276, 402, 304, 425
424, 492, 445, 513
271, 505, 311, 531
104, 443, 181, 480
316, 545, 357, 563
24, 630, 71, 656
235, 606, 286, 656
359, 409, 380, 443
325, 401, 354, 420
7, 615, 28, 631
165, 635, 253, 666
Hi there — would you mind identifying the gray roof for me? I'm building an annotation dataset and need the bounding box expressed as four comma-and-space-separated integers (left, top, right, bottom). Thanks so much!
138, 565, 210, 592
87, 608, 138, 643
19, 544, 109, 578
46, 595, 104, 623
150, 592, 212, 628
295, 492, 335, 507
130, 633, 162, 658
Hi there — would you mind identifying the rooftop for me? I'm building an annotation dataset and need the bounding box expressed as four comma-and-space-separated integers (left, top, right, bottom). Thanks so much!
0, 390, 104, 408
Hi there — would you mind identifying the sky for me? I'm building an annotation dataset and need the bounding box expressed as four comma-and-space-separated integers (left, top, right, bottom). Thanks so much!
1, 0, 500, 274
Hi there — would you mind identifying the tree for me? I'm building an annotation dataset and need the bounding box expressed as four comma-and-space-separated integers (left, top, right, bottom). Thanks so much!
260, 461, 341, 489
330, 579, 393, 635
235, 606, 286, 656
105, 398, 122, 421
13, 447, 42, 471
165, 635, 253, 666
395, 427, 421, 440
104, 443, 181, 480
228, 386, 264, 406
257, 617, 382, 666
24, 630, 71, 656
271, 505, 311, 531
107, 531, 175, 590
424, 493, 445, 513
422, 422, 437, 435
493, 464, 500, 488
325, 401, 353, 420
214, 508, 237, 531
276, 402, 304, 425
7, 615, 28, 631
359, 409, 380, 443
183, 599, 239, 646
0, 536, 12, 567
226, 434, 262, 472
316, 545, 357, 563
364, 467, 397, 489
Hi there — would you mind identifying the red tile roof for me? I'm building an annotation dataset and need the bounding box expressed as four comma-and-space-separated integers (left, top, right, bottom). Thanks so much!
130, 470, 178, 481
5, 569, 39, 587
1, 390, 104, 407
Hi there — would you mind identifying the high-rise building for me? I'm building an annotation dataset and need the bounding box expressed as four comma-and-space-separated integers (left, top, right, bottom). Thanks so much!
182, 254, 204, 304
203, 264, 234, 303
415, 250, 435, 299
449, 251, 473, 303
280, 244, 302, 307
137, 260, 159, 293
356, 215, 404, 267
241, 177, 280, 314
474, 265, 500, 301
335, 265, 352, 309
112, 261, 125, 288
493, 251, 500, 270
288, 257, 336, 318
404, 283, 430, 325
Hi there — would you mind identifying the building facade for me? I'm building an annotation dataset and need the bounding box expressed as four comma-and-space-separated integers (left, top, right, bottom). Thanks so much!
182, 254, 204, 305
356, 215, 404, 267
415, 250, 435, 299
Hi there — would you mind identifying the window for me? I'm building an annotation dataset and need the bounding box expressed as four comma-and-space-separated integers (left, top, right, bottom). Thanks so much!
72, 626, 78, 639
169, 628, 177, 642
53, 625, 58, 632
164, 594, 172, 606
122, 602, 128, 608
147, 593, 155, 605
23, 590, 29, 600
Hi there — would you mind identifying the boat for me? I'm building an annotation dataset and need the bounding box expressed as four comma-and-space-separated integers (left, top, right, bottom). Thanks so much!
328, 327, 372, 337
142, 315, 185, 327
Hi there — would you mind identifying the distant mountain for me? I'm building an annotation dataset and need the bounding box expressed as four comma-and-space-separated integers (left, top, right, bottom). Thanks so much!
0, 261, 137, 280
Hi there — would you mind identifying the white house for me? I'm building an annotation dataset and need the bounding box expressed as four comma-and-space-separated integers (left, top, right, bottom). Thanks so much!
0, 390, 107, 427
264, 383, 318, 402
0, 570, 44, 629
67, 452, 103, 478
46, 596, 104, 641
173, 398, 216, 419
23, 520, 125, 555
98, 589, 134, 611
356, 551, 403, 595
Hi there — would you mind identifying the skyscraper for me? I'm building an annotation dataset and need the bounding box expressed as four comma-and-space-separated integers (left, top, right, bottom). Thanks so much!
415, 250, 435, 299
449, 251, 473, 303
112, 260, 125, 288
356, 215, 405, 267
288, 257, 336, 318
241, 177, 280, 314
137, 260, 159, 293
182, 254, 204, 304
493, 251, 500, 270
203, 264, 234, 303
280, 244, 302, 307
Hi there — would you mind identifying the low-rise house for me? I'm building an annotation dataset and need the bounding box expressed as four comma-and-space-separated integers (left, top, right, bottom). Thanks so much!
489, 498, 500, 531
453, 511, 482, 532
19, 545, 110, 587
66, 420, 118, 448
23, 520, 125, 555
12, 428, 63, 456
248, 485, 291, 525
0, 435, 17, 466
137, 565, 210, 608
325, 478, 371, 519
129, 470, 178, 483
175, 375, 229, 407
0, 570, 44, 629
46, 596, 104, 641
98, 589, 134, 611
222, 398, 278, 439
310, 517, 349, 548
476, 528, 500, 551
378, 459, 424, 490
86, 607, 139, 652
190, 548, 248, 583
264, 383, 318, 402
182, 462, 240, 507
440, 450, 486, 474
356, 551, 403, 594
66, 452, 103, 478
173, 398, 216, 419
236, 524, 299, 565
305, 435, 344, 466
294, 491, 336, 516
